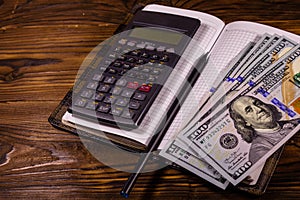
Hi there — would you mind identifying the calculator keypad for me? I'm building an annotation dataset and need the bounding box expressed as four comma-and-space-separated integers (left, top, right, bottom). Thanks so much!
69, 38, 177, 128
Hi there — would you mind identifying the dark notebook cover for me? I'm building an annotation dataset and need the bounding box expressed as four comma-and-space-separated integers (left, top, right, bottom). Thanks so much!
48, 2, 284, 195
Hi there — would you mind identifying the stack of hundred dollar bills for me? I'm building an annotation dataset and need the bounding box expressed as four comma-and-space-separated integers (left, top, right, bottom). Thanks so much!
159, 33, 300, 189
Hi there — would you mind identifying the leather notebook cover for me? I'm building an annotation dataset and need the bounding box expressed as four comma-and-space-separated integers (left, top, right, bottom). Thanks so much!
48, 2, 284, 195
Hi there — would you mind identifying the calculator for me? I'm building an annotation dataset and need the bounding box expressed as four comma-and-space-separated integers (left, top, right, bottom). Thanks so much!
68, 10, 200, 129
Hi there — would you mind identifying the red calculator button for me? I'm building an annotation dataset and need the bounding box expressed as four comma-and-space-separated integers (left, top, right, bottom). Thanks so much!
139, 84, 152, 92
127, 82, 139, 89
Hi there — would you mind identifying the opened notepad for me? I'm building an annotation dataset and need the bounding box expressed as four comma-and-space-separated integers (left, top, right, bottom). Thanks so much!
62, 4, 300, 151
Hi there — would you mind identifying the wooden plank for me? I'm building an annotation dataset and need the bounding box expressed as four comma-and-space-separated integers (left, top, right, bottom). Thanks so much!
0, 0, 299, 199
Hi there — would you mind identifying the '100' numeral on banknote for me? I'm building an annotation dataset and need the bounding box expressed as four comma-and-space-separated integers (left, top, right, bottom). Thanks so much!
177, 45, 300, 185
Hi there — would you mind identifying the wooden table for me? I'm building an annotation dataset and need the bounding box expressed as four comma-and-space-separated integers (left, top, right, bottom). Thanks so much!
1, 0, 300, 199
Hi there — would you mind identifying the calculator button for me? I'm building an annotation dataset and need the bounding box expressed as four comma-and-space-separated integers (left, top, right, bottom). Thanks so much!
118, 39, 127, 45
139, 84, 152, 92
104, 76, 117, 84
151, 69, 161, 75
149, 59, 156, 64
136, 43, 146, 49
80, 90, 94, 98
136, 59, 146, 64
150, 54, 159, 60
127, 82, 139, 89
119, 69, 128, 76
92, 74, 104, 82
127, 71, 137, 78
127, 41, 136, 47
99, 66, 107, 72
133, 93, 146, 101
118, 55, 126, 61
97, 104, 110, 113
123, 63, 132, 69
116, 79, 127, 87
121, 89, 135, 98
74, 98, 87, 107
147, 76, 157, 82
104, 59, 113, 65
93, 93, 105, 101
87, 82, 98, 90
106, 68, 118, 74
113, 62, 122, 67
166, 48, 175, 53
109, 53, 117, 59
146, 61, 155, 66
145, 45, 155, 51
103, 96, 116, 104
110, 107, 123, 116
97, 84, 111, 93
142, 68, 150, 73
127, 57, 136, 63
137, 73, 148, 80
160, 55, 169, 62
112, 86, 122, 95
121, 110, 135, 119
86, 101, 98, 110
130, 50, 140, 56
122, 48, 131, 54
157, 46, 166, 52
132, 66, 139, 71
114, 46, 122, 52
115, 98, 129, 107
129, 101, 140, 110
141, 52, 149, 58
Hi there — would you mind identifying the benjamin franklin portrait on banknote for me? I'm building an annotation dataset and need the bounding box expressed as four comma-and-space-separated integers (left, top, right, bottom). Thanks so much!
229, 95, 299, 164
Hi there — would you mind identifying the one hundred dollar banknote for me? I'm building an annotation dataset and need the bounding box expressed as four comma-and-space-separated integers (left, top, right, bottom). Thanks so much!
182, 36, 298, 135
174, 45, 300, 185
159, 139, 229, 189
235, 36, 297, 90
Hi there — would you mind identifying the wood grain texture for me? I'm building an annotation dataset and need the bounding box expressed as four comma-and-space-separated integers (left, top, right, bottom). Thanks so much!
0, 0, 300, 199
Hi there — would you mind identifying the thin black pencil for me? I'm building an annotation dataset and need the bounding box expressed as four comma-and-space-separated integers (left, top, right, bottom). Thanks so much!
120, 53, 209, 198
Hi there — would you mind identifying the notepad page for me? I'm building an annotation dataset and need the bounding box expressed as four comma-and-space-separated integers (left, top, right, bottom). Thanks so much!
158, 26, 261, 149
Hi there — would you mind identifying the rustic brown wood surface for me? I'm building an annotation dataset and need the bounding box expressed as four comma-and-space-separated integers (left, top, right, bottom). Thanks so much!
0, 0, 300, 199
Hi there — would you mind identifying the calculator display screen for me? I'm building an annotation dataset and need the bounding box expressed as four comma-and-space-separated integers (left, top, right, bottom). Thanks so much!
129, 27, 183, 45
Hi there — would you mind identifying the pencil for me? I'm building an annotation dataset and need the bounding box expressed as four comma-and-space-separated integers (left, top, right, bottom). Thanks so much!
120, 53, 209, 198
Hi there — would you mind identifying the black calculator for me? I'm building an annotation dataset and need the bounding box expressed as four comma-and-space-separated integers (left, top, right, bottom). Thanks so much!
68, 10, 200, 129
